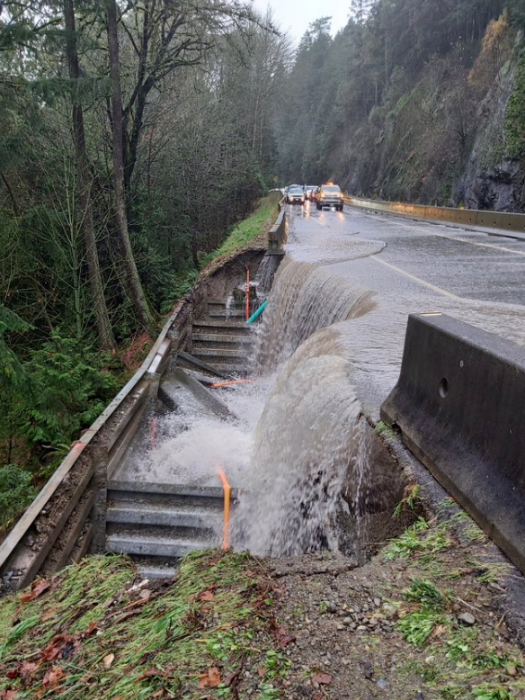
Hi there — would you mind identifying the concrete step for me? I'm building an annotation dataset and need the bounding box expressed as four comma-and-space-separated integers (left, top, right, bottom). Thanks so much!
208, 298, 245, 308
192, 333, 254, 345
107, 501, 222, 530
108, 480, 228, 505
106, 528, 216, 558
209, 309, 245, 319
193, 320, 252, 333
208, 363, 250, 375
192, 348, 247, 360
134, 557, 178, 581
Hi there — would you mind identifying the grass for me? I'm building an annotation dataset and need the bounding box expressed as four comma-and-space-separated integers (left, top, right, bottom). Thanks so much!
0, 550, 287, 700
201, 198, 278, 271
160, 197, 278, 313
386, 514, 525, 700
383, 517, 453, 561
393, 484, 423, 519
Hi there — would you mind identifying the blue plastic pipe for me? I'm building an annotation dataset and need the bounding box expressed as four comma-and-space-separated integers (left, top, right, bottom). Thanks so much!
246, 299, 268, 325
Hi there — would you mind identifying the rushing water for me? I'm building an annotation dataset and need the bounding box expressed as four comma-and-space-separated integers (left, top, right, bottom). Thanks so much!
254, 259, 376, 371
234, 326, 364, 556
133, 259, 377, 558
232, 261, 379, 556
254, 253, 281, 296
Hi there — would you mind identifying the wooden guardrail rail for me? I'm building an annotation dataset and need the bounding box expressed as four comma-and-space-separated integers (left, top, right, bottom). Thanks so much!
344, 195, 525, 235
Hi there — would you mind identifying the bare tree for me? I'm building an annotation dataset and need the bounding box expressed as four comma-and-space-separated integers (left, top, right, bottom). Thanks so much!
64, 0, 115, 349
106, 0, 153, 328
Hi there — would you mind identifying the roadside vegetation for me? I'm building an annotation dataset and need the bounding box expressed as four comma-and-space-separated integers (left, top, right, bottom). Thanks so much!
0, 193, 278, 531
0, 550, 285, 700
0, 0, 288, 514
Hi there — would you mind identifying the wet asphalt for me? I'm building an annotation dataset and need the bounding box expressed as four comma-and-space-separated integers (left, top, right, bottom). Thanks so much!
284, 201, 525, 413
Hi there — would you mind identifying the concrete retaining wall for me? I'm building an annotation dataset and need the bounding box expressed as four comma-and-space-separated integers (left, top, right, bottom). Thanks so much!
381, 313, 525, 574
346, 196, 525, 234
268, 209, 287, 254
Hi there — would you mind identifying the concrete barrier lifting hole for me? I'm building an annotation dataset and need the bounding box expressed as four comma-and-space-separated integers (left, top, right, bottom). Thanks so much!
381, 312, 525, 575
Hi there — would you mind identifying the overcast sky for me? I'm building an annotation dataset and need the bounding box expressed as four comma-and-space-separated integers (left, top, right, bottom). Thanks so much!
251, 0, 351, 44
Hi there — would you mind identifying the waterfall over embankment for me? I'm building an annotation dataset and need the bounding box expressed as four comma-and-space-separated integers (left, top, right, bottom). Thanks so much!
254, 260, 376, 371
234, 262, 404, 558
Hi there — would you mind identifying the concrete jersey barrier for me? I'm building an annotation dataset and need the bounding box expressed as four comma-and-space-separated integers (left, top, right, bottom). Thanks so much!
381, 313, 525, 574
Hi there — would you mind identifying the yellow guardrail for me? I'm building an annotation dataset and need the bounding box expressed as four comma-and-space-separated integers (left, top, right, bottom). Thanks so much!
344, 196, 525, 236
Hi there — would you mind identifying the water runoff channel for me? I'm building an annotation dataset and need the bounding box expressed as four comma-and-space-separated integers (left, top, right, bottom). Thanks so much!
107, 236, 413, 580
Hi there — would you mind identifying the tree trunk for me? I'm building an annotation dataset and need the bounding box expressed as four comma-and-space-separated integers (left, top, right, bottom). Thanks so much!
64, 0, 115, 351
106, 0, 153, 329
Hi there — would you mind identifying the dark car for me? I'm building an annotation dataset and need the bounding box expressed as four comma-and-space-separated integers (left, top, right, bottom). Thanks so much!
286, 186, 305, 205
315, 184, 344, 211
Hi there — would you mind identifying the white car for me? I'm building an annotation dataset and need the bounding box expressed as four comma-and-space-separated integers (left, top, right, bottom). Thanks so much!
286, 186, 305, 205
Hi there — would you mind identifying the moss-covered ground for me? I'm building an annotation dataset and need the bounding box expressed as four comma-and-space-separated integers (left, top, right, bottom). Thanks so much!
0, 550, 283, 699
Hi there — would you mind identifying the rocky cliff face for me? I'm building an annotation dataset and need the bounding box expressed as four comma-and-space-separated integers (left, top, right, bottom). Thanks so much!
455, 55, 525, 212
340, 28, 525, 212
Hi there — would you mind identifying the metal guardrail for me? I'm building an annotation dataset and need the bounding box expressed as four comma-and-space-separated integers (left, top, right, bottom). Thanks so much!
345, 195, 525, 235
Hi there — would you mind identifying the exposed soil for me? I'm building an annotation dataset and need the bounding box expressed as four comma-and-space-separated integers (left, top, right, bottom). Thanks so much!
260, 525, 525, 700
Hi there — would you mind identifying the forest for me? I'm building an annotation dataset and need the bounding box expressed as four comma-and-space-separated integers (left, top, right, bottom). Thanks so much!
275, 0, 525, 210
1, 0, 525, 524
0, 0, 288, 520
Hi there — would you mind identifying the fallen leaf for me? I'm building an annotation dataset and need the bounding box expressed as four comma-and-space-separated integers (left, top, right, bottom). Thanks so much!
223, 671, 239, 687
19, 661, 38, 678
41, 634, 75, 663
258, 667, 266, 677
20, 579, 51, 604
140, 589, 152, 600
85, 622, 99, 636
198, 667, 221, 689
135, 668, 171, 682
277, 626, 296, 648
41, 608, 58, 622
42, 666, 66, 688
103, 653, 115, 669
312, 672, 332, 685
1, 690, 18, 700
198, 589, 216, 602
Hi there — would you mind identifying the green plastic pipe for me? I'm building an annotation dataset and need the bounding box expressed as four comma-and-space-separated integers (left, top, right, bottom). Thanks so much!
246, 299, 268, 325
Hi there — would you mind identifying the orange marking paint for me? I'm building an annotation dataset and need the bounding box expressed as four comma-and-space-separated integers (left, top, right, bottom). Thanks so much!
217, 468, 232, 550
210, 379, 253, 389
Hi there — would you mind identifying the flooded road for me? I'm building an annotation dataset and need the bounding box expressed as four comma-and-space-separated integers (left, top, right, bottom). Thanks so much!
285, 202, 525, 414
